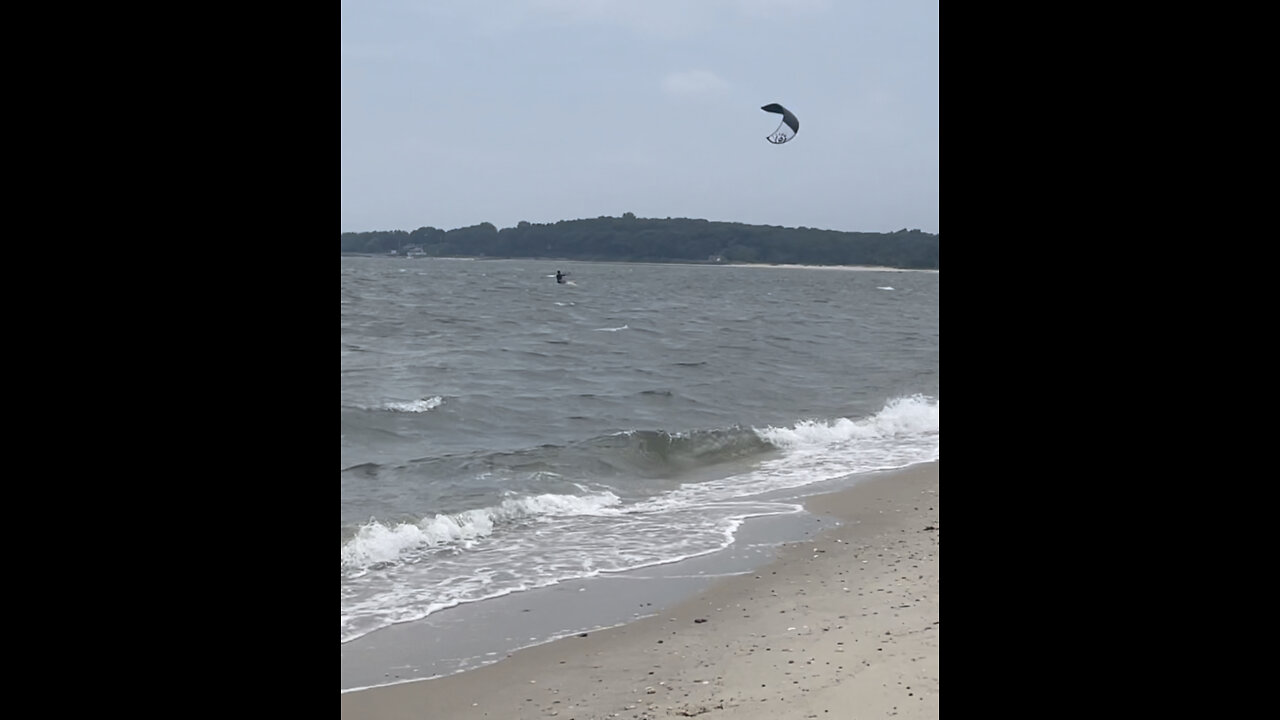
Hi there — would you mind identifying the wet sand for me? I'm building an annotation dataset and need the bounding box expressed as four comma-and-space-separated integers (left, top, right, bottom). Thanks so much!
341, 461, 939, 719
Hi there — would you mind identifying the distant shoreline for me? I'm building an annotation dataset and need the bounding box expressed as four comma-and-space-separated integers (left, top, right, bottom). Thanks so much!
341, 254, 937, 273
342, 216, 937, 270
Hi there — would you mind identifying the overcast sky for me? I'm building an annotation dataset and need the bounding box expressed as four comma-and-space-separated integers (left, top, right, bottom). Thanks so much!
341, 0, 938, 235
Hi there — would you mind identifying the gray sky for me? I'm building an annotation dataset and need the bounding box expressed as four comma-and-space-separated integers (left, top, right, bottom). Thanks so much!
341, 0, 938, 235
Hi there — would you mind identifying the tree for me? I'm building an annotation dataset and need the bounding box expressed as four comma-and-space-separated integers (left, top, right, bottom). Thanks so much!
340, 217, 938, 269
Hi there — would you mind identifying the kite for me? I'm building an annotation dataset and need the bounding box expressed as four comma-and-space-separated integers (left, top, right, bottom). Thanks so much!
761, 103, 799, 144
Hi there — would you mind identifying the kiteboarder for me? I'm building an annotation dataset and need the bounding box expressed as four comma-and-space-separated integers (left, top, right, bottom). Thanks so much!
556, 270, 566, 284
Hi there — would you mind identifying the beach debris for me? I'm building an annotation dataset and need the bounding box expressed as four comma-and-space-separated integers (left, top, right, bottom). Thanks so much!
694, 617, 707, 623
674, 702, 723, 716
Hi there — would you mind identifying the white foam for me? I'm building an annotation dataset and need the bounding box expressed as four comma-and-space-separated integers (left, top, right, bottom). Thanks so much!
341, 521, 443, 570
504, 491, 622, 517
341, 490, 622, 572
383, 396, 443, 413
757, 394, 938, 449
635, 395, 939, 510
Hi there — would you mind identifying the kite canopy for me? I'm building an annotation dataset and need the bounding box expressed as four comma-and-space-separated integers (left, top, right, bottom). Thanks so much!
761, 103, 799, 144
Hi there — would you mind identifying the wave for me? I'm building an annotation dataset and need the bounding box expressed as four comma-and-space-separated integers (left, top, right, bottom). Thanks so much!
384, 396, 443, 413
592, 426, 775, 475
345, 393, 938, 493
634, 394, 939, 510
344, 424, 780, 482
344, 396, 445, 414
756, 393, 938, 448
341, 490, 622, 574
340, 394, 937, 575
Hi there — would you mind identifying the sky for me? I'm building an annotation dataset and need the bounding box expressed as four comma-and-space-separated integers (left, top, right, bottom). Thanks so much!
341, 0, 938, 235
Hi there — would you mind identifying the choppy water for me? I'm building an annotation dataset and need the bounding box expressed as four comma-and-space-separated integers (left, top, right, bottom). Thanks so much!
341, 257, 938, 644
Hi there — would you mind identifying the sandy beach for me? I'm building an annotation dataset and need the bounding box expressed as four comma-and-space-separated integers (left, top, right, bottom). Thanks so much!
341, 461, 939, 719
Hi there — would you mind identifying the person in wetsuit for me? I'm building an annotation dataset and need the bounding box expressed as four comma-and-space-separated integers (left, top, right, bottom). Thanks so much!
556, 270, 566, 284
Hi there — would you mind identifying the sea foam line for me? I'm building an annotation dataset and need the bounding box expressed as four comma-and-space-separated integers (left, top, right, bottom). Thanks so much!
341, 490, 622, 572
381, 396, 443, 413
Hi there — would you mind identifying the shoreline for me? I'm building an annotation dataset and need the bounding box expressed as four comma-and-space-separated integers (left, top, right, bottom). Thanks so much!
341, 460, 939, 719
340, 507, 832, 691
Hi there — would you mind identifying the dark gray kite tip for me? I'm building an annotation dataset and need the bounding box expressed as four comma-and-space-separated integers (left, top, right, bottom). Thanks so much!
761, 103, 799, 144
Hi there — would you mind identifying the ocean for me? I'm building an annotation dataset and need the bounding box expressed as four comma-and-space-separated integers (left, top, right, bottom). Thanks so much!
340, 256, 938, 687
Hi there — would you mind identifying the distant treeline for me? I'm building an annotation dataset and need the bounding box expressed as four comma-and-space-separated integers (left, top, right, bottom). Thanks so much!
340, 214, 939, 269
